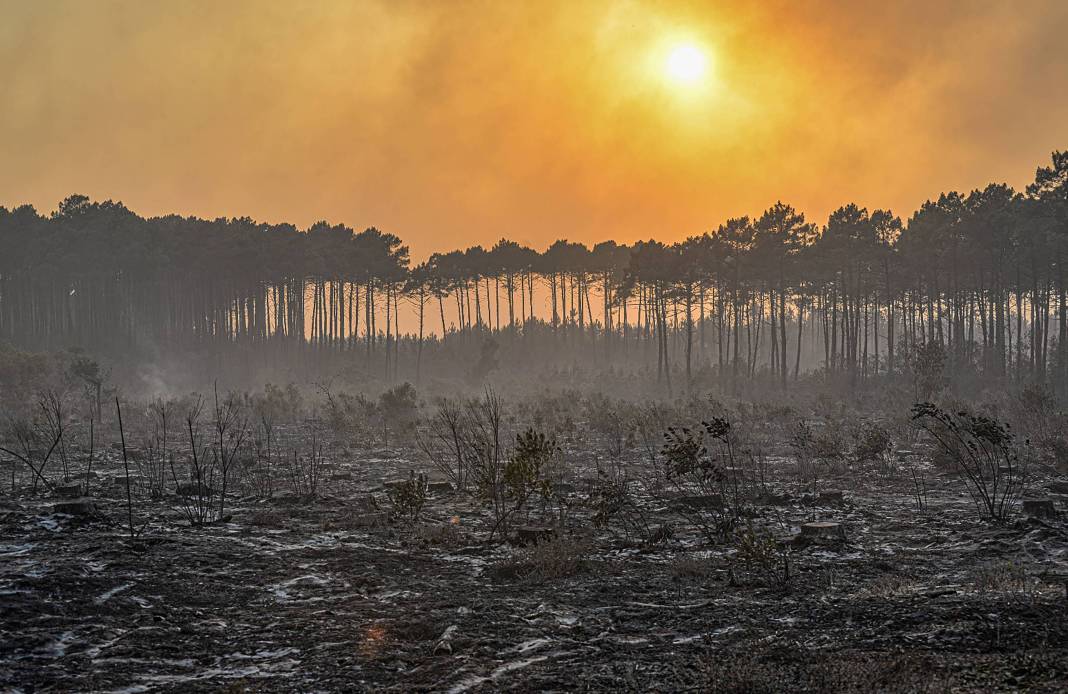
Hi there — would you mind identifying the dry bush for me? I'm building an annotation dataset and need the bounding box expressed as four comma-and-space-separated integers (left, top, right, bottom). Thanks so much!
387, 470, 429, 523
659, 418, 741, 543
633, 401, 679, 473
286, 434, 325, 497
503, 427, 558, 521
245, 508, 288, 529
316, 381, 378, 445
853, 420, 894, 474
412, 521, 466, 548
669, 555, 714, 580
378, 382, 418, 446
322, 505, 391, 531
171, 396, 220, 525
789, 418, 848, 493
514, 390, 579, 439
589, 464, 652, 542
417, 397, 470, 491
730, 522, 791, 588
252, 382, 305, 424
863, 571, 919, 598
491, 533, 592, 582
582, 394, 639, 459
730, 402, 793, 496
139, 397, 175, 498
912, 403, 1028, 521
1010, 384, 1068, 471
971, 559, 1042, 601
698, 649, 950, 694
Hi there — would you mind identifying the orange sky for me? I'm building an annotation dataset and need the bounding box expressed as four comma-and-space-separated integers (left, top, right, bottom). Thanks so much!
3, 0, 1068, 259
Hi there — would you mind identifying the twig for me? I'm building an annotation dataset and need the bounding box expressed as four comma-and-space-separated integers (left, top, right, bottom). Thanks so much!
116, 397, 135, 538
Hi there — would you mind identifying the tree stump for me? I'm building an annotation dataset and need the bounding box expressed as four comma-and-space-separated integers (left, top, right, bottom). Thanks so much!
1049, 481, 1068, 494
818, 490, 844, 505
427, 481, 453, 495
1023, 499, 1057, 519
754, 492, 791, 506
53, 482, 83, 499
52, 498, 97, 516
799, 521, 846, 542
514, 525, 556, 546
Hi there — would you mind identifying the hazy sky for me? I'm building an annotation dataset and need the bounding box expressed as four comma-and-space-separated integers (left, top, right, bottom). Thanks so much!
3, 0, 1068, 258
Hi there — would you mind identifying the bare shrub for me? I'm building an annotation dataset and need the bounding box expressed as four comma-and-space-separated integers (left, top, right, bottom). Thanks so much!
659, 418, 740, 543
172, 397, 219, 525
0, 392, 66, 493
460, 390, 511, 538
912, 403, 1028, 521
589, 463, 651, 542
789, 418, 847, 493
139, 397, 173, 498
634, 402, 676, 474
418, 398, 470, 492
906, 459, 930, 514
582, 394, 638, 460
212, 386, 248, 520
287, 435, 325, 497
421, 390, 555, 539
247, 384, 304, 498
240, 424, 275, 499
730, 402, 791, 496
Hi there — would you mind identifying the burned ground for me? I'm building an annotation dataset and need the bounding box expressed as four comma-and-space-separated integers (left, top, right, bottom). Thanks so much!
3, 439, 1068, 693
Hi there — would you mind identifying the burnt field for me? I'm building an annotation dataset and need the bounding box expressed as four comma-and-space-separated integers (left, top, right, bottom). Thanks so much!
3, 390, 1068, 693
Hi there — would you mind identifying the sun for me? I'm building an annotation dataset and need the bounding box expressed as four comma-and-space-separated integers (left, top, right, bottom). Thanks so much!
664, 43, 708, 86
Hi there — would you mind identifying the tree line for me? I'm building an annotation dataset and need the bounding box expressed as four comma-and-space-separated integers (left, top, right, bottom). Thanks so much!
1, 151, 1066, 392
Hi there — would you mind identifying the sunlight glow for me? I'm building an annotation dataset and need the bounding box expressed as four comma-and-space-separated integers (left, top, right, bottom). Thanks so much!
664, 43, 708, 86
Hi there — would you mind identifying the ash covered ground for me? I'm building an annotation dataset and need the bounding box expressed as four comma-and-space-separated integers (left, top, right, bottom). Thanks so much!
4, 409, 1068, 693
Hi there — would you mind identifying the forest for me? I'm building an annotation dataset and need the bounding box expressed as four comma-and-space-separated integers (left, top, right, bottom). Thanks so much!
3, 152, 1068, 693
2, 150, 1068, 397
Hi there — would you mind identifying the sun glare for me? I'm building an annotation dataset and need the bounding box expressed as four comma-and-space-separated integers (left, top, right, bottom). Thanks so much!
664, 43, 708, 86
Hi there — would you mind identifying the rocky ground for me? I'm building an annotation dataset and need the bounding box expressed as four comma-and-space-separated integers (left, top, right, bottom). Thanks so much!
3, 448, 1068, 693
